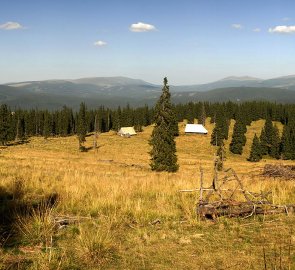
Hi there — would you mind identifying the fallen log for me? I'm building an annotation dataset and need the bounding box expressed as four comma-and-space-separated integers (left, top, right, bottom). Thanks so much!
197, 200, 295, 220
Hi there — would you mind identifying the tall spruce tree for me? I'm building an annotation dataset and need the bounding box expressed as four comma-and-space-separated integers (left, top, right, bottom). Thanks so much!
170, 104, 179, 137
229, 120, 247, 154
269, 124, 280, 159
43, 111, 52, 139
0, 104, 11, 145
15, 113, 26, 142
216, 141, 226, 171
260, 117, 273, 155
198, 102, 206, 126
248, 134, 262, 162
150, 77, 179, 172
210, 107, 229, 146
77, 102, 87, 151
280, 122, 295, 160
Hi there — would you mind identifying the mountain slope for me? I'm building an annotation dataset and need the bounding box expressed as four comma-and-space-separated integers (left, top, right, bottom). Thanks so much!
2, 75, 295, 109
172, 75, 295, 92
172, 87, 295, 104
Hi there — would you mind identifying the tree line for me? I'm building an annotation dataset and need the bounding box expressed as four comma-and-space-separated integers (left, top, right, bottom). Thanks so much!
1, 98, 295, 162
0, 104, 153, 144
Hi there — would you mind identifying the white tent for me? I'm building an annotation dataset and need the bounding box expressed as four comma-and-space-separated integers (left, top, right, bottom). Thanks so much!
118, 127, 137, 137
185, 124, 208, 134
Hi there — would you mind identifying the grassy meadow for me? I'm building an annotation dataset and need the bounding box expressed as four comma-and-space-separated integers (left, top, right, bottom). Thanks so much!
0, 119, 295, 269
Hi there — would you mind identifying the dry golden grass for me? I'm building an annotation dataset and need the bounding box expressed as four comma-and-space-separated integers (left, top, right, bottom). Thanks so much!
0, 119, 294, 269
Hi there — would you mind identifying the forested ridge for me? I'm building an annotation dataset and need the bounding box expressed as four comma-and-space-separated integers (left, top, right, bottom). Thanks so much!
1, 100, 295, 160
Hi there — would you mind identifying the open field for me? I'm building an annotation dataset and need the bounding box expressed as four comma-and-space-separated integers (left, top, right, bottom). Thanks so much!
0, 119, 295, 269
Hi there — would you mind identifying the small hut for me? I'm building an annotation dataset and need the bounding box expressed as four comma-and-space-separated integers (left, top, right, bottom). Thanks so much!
118, 127, 137, 137
185, 124, 208, 134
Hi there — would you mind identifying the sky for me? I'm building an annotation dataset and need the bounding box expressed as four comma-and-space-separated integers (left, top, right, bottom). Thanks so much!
0, 0, 295, 85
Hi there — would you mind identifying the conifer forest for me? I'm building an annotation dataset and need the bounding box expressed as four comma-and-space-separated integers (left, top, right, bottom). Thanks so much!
1, 100, 295, 161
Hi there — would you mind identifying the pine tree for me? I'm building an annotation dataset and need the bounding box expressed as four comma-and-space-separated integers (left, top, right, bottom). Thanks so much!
216, 141, 226, 171
186, 102, 195, 124
114, 106, 122, 131
0, 104, 11, 145
77, 102, 87, 151
248, 134, 262, 162
93, 113, 99, 149
280, 121, 295, 160
170, 105, 179, 137
211, 126, 223, 146
229, 120, 247, 154
15, 112, 26, 142
260, 117, 273, 155
210, 107, 229, 146
43, 111, 52, 139
269, 124, 280, 159
198, 102, 206, 126
150, 77, 179, 172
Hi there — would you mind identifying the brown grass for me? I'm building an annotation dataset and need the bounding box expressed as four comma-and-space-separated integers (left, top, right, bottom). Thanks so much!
0, 119, 294, 269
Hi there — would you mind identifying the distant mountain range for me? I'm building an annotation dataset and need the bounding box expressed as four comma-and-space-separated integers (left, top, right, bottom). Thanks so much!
1, 75, 295, 109
172, 75, 295, 92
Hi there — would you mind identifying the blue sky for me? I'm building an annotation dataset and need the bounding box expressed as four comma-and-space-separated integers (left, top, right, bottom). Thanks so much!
0, 0, 294, 85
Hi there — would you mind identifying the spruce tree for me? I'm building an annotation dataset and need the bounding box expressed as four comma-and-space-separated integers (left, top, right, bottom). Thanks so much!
269, 124, 280, 159
248, 134, 262, 162
210, 107, 229, 146
171, 104, 179, 137
260, 117, 273, 155
93, 113, 99, 149
43, 111, 52, 139
150, 77, 179, 172
186, 102, 195, 124
280, 122, 295, 160
229, 120, 247, 154
216, 141, 226, 171
211, 126, 223, 146
114, 106, 122, 131
198, 102, 206, 126
15, 113, 26, 142
77, 102, 87, 151
0, 104, 11, 145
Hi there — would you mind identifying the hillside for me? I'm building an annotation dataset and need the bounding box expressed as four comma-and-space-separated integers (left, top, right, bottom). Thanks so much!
1, 75, 295, 109
172, 74, 295, 92
172, 87, 295, 103
0, 119, 294, 269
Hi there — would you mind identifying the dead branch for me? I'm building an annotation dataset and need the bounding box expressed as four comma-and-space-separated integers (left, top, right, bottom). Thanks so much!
180, 166, 295, 220
54, 215, 93, 229
262, 164, 295, 180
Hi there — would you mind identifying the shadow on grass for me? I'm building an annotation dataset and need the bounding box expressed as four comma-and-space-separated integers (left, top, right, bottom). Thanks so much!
79, 145, 93, 152
6, 139, 30, 147
0, 180, 58, 248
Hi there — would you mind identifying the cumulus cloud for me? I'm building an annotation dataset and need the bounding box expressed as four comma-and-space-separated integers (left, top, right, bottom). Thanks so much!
269, 25, 295, 34
253, 28, 261, 32
231, 24, 242, 29
0, 21, 24, 30
94, 40, 107, 46
130, 22, 156, 32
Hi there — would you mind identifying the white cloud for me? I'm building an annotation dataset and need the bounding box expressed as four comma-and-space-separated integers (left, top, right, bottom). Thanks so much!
0, 21, 24, 30
130, 22, 156, 32
94, 40, 107, 46
231, 24, 242, 29
282, 17, 291, 21
269, 25, 295, 34
253, 28, 261, 32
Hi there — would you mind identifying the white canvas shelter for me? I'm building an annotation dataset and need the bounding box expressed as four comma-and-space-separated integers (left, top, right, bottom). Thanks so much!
185, 124, 208, 134
118, 127, 137, 137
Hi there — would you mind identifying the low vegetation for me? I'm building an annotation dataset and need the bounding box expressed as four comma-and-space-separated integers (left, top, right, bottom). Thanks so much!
0, 119, 294, 269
